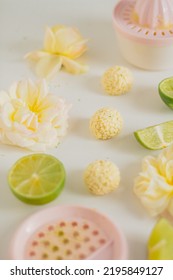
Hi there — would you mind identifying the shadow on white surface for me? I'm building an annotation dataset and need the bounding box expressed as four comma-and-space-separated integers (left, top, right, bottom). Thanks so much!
70, 117, 92, 140
79, 18, 128, 67
127, 235, 147, 260
107, 161, 149, 219
109, 133, 141, 155
66, 169, 89, 196
131, 84, 169, 114
84, 74, 103, 96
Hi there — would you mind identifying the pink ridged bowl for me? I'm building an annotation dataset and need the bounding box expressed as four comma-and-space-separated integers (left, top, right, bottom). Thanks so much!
113, 0, 173, 70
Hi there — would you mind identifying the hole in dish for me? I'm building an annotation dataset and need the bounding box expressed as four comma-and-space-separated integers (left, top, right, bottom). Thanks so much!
25, 219, 109, 260
131, 25, 136, 29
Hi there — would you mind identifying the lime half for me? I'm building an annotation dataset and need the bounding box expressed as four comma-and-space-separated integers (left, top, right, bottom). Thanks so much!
159, 77, 173, 109
134, 121, 173, 150
8, 154, 66, 205
148, 219, 173, 260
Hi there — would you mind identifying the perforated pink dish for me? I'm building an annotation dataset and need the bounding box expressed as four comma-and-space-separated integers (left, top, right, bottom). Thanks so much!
9, 205, 128, 260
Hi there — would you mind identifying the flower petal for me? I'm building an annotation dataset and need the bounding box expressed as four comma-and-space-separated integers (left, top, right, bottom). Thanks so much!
44, 27, 56, 53
6, 130, 36, 149
134, 176, 171, 216
25, 51, 49, 63
26, 51, 63, 79
53, 27, 83, 54
166, 160, 173, 184
67, 39, 88, 59
62, 56, 88, 74
0, 103, 14, 128
0, 79, 70, 151
168, 198, 173, 216
35, 54, 63, 79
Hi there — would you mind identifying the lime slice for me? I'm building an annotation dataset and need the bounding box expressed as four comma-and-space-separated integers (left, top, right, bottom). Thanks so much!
134, 121, 173, 150
8, 154, 66, 205
148, 219, 173, 260
159, 77, 173, 109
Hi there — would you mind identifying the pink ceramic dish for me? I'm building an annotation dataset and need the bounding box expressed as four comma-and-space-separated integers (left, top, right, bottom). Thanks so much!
9, 205, 128, 260
113, 0, 173, 70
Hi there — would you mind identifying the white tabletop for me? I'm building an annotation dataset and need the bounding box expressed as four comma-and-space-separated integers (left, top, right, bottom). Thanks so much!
0, 0, 172, 260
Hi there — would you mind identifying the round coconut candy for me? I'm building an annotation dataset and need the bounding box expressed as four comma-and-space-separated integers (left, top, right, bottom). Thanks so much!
84, 160, 120, 195
102, 66, 133, 96
90, 107, 123, 140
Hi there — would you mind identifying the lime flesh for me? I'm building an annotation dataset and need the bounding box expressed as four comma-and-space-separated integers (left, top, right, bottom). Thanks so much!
148, 219, 173, 260
134, 121, 173, 150
8, 154, 66, 205
159, 77, 173, 109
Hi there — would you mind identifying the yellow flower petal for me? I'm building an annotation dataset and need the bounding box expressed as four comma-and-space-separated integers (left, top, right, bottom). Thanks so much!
26, 25, 88, 78
67, 39, 88, 59
26, 51, 63, 79
35, 55, 62, 79
134, 176, 171, 216
168, 198, 173, 216
62, 56, 88, 74
25, 51, 49, 63
166, 160, 173, 184
53, 27, 84, 54
44, 27, 55, 53
142, 156, 158, 172
134, 147, 173, 217
0, 79, 70, 151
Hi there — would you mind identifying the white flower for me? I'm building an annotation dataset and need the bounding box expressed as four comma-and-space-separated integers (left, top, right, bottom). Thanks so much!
26, 25, 88, 79
0, 79, 71, 151
134, 145, 173, 217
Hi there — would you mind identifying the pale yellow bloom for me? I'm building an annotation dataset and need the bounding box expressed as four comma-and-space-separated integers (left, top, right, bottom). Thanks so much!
26, 25, 88, 79
134, 145, 173, 217
0, 79, 71, 151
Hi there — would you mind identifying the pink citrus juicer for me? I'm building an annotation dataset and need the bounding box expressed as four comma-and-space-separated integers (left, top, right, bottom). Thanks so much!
9, 205, 128, 260
113, 0, 173, 70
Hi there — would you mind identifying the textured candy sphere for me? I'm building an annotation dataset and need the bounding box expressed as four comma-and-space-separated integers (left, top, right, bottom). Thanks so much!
84, 160, 120, 195
102, 66, 133, 96
90, 107, 123, 140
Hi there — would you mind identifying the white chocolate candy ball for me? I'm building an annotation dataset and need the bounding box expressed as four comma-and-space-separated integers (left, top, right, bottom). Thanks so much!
90, 107, 123, 140
84, 160, 120, 195
102, 66, 133, 96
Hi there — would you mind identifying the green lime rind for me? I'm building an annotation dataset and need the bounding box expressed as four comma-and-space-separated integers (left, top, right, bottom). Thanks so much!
134, 121, 173, 150
159, 77, 173, 109
9, 176, 65, 205
8, 154, 66, 205
148, 219, 173, 260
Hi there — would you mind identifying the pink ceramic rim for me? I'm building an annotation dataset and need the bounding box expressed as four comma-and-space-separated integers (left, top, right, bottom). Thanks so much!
113, 0, 173, 46
9, 205, 128, 260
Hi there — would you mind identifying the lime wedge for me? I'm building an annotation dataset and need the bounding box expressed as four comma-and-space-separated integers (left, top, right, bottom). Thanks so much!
148, 219, 173, 260
8, 154, 66, 205
134, 121, 173, 150
159, 77, 173, 109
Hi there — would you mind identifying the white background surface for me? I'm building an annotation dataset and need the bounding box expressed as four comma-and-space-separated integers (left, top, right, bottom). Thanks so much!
0, 0, 173, 260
